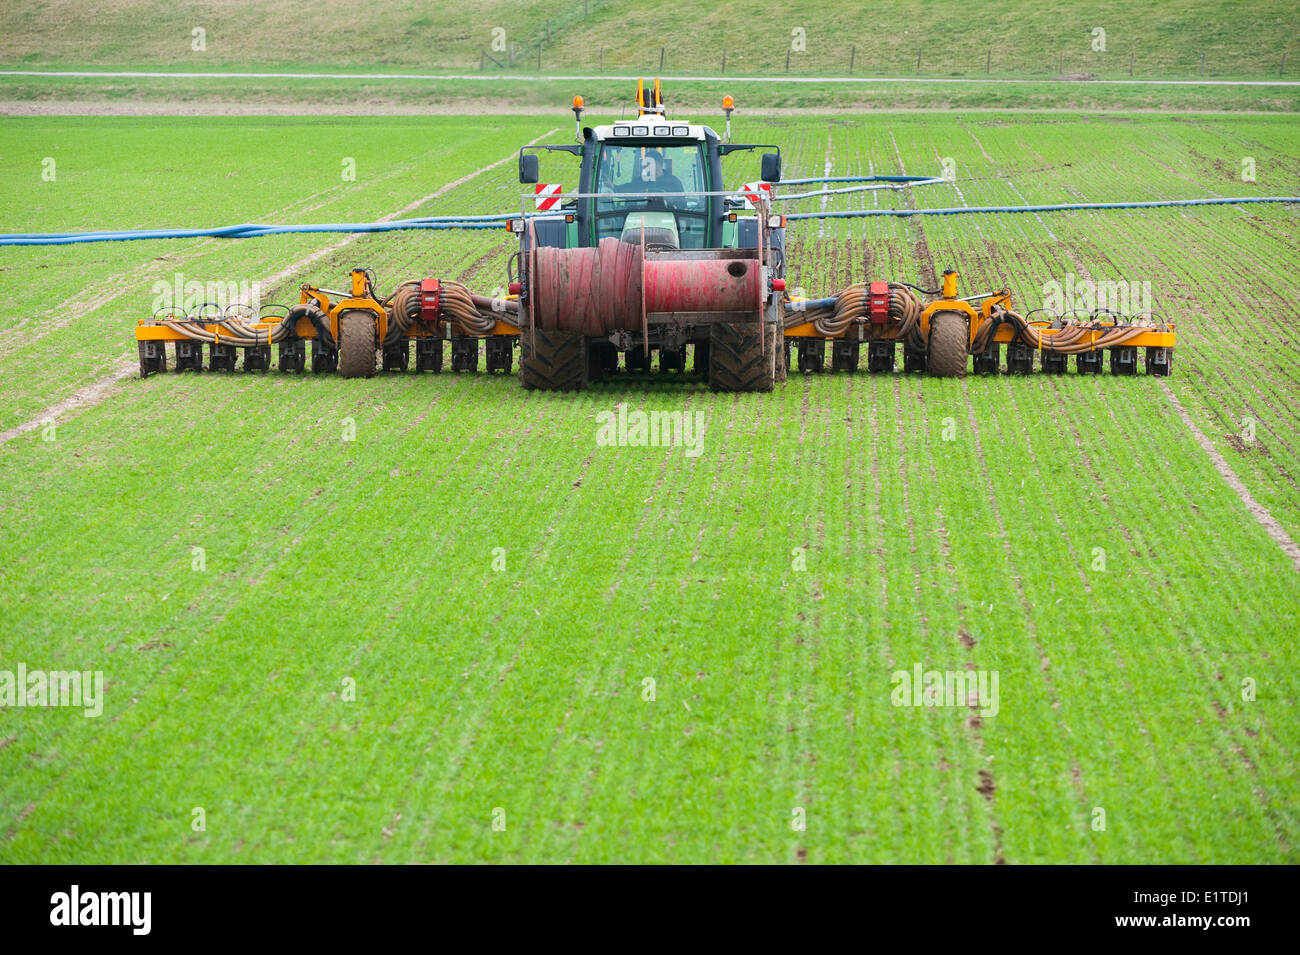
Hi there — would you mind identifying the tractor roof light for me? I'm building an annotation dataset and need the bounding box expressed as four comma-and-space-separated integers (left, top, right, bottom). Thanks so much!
571, 95, 584, 142
632, 125, 649, 135
671, 125, 689, 136
613, 126, 630, 136
654, 125, 670, 136
767, 214, 786, 229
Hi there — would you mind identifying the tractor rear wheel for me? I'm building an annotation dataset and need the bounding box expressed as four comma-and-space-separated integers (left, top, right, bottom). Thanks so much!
709, 321, 775, 393
519, 329, 588, 391
338, 309, 378, 379
927, 310, 968, 378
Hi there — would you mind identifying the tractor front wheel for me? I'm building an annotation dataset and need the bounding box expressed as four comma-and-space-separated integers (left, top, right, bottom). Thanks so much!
338, 309, 378, 379
927, 310, 969, 378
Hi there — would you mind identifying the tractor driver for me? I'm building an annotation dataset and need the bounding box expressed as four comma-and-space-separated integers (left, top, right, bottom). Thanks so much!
637, 149, 684, 198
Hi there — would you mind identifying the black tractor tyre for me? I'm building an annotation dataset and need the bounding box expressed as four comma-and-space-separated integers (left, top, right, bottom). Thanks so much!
519, 328, 588, 391
927, 310, 969, 378
338, 309, 378, 379
708, 321, 775, 393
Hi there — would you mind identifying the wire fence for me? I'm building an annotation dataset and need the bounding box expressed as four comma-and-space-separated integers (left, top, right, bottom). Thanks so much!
481, 44, 1296, 79
475, 5, 1296, 80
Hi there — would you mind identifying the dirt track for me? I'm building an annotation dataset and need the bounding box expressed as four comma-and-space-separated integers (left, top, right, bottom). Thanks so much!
1, 100, 1289, 117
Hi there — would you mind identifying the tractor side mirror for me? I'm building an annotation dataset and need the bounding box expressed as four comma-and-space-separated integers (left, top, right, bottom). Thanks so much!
519, 153, 539, 184
761, 152, 782, 183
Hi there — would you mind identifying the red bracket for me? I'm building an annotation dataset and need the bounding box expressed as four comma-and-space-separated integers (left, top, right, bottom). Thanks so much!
868, 280, 890, 324
420, 278, 441, 323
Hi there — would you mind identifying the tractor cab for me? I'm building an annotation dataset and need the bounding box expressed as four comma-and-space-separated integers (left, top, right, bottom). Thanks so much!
517, 79, 784, 266
591, 133, 710, 248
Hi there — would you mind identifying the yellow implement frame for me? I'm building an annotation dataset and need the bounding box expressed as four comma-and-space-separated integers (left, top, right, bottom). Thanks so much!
784, 270, 1177, 348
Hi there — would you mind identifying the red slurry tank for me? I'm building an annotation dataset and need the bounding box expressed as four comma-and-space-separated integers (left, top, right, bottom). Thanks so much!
528, 238, 764, 335
643, 254, 761, 315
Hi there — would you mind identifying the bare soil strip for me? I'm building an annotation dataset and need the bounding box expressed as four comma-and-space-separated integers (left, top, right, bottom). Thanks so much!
0, 130, 558, 447
1160, 381, 1300, 571
0, 363, 135, 444
5, 102, 1290, 117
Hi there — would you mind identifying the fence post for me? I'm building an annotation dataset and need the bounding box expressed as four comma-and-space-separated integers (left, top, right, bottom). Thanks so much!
722, 51, 726, 74
916, 48, 922, 73
1282, 52, 1288, 76
660, 47, 665, 71
786, 49, 791, 72
850, 45, 855, 74
480, 49, 485, 70
1129, 51, 1134, 76
538, 45, 542, 72
986, 48, 990, 73
600, 48, 604, 72
1200, 51, 1206, 75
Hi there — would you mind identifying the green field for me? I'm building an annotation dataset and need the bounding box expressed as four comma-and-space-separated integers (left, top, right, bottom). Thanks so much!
0, 107, 1297, 863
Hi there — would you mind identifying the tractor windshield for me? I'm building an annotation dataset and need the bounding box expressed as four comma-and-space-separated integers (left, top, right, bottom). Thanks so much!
593, 142, 708, 248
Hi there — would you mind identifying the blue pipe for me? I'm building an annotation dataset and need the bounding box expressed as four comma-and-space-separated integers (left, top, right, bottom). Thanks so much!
780, 175, 937, 185
2, 196, 1295, 246
786, 196, 1300, 220
775, 178, 945, 202
0, 219, 507, 245
786, 297, 838, 312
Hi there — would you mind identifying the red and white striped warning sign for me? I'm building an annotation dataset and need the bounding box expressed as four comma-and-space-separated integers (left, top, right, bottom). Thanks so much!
534, 183, 563, 211
740, 181, 772, 209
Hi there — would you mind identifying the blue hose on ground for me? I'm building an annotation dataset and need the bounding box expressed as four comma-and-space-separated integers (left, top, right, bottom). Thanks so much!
774, 179, 945, 201
786, 196, 1300, 220
786, 297, 839, 312
780, 175, 938, 184
0, 219, 507, 245
2, 196, 1296, 246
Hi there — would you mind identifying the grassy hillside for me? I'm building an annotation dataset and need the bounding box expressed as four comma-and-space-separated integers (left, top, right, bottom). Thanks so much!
1, 0, 1297, 78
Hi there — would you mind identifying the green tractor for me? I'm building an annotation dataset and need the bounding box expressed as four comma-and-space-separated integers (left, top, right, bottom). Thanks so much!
511, 78, 789, 391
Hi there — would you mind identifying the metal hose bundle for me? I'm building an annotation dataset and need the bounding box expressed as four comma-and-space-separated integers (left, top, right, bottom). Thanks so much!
443, 281, 515, 336
979, 306, 1157, 354
792, 283, 923, 341
159, 306, 299, 347
388, 280, 518, 342
386, 281, 422, 345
